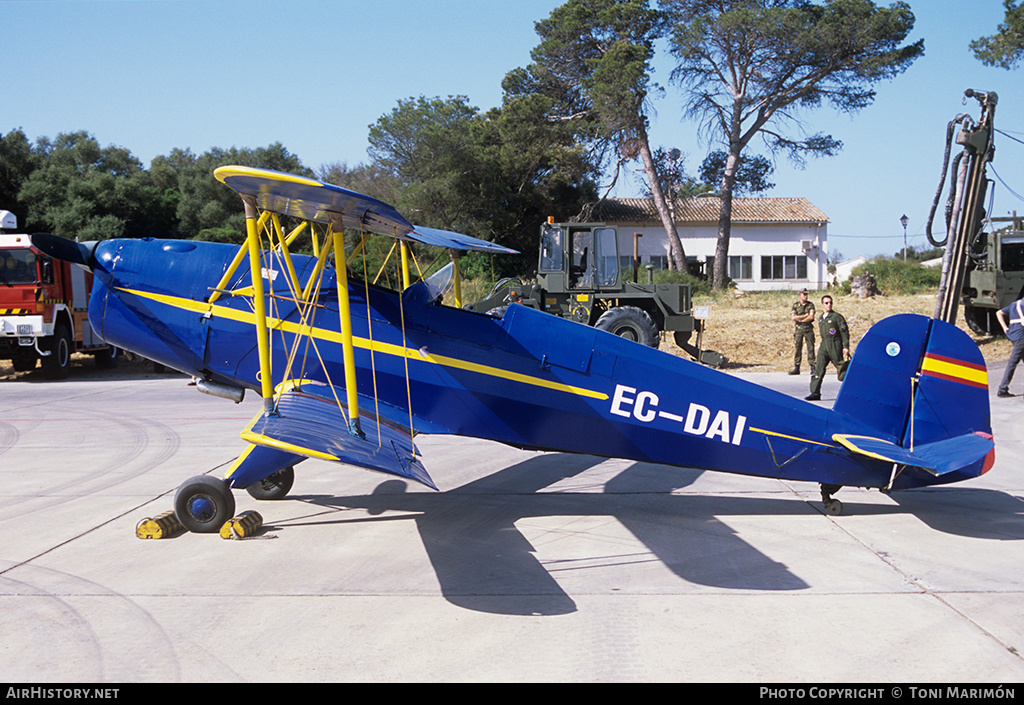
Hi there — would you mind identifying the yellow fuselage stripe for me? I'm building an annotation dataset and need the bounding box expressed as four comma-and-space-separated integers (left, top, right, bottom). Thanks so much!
748, 426, 838, 449
117, 287, 608, 401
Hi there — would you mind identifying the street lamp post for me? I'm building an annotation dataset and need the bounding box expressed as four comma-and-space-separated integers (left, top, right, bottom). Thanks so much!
900, 214, 909, 261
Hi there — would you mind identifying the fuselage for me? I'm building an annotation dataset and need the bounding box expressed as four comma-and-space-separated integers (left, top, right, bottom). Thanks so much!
87, 237, 984, 491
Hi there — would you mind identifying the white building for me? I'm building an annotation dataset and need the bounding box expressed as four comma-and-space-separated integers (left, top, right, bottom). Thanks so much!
834, 256, 868, 283
581, 196, 830, 291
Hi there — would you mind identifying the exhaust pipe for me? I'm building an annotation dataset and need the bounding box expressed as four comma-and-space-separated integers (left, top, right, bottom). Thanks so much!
196, 380, 246, 404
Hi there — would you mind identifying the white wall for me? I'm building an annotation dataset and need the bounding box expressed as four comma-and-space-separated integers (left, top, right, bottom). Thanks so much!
614, 222, 829, 291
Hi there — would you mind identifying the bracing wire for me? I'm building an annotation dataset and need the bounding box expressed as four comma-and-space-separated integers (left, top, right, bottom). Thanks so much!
359, 227, 384, 448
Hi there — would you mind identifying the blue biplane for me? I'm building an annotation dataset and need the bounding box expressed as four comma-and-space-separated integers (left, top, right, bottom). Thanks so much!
32, 166, 995, 532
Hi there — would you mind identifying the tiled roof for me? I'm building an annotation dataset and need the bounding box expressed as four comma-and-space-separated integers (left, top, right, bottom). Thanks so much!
579, 196, 829, 224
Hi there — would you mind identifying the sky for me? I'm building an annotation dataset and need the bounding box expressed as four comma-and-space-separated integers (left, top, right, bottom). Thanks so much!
3, 0, 1023, 261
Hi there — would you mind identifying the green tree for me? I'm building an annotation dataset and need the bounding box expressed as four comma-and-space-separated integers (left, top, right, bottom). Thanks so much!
367, 95, 598, 276
368, 96, 486, 234
699, 150, 775, 195
17, 131, 170, 240
970, 0, 1024, 69
510, 0, 693, 272
661, 0, 923, 288
0, 129, 39, 227
479, 91, 598, 258
160, 143, 309, 242
644, 147, 712, 200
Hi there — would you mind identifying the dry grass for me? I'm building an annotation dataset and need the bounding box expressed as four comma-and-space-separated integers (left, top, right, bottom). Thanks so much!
666, 289, 1013, 371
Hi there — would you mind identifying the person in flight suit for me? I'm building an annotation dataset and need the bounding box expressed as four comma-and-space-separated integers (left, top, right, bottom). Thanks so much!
789, 288, 815, 375
805, 295, 849, 401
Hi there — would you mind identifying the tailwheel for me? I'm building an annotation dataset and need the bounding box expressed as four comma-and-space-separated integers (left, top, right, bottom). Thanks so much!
820, 483, 844, 516
245, 466, 295, 500
174, 475, 236, 533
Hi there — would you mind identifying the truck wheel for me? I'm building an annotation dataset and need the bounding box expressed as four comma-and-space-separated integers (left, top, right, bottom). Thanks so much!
174, 475, 236, 533
42, 322, 72, 380
94, 346, 120, 369
964, 306, 1000, 336
12, 353, 37, 372
595, 306, 660, 348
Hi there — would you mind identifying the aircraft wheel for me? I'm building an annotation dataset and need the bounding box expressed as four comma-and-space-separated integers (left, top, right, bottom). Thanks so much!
595, 306, 660, 348
174, 475, 236, 533
245, 466, 295, 500
823, 499, 843, 516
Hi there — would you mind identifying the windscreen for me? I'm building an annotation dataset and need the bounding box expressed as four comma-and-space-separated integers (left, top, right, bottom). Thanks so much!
0, 249, 37, 285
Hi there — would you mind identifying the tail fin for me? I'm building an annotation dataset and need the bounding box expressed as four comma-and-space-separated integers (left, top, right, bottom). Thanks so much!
834, 313, 992, 445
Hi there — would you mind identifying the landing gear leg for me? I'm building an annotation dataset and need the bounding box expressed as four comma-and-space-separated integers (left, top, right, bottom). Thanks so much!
820, 483, 843, 515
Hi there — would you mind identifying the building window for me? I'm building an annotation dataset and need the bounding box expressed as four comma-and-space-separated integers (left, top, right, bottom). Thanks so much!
729, 256, 752, 280
649, 255, 668, 270
761, 255, 808, 281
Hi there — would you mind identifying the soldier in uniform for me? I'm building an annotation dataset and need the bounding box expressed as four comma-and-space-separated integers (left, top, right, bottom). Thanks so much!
805, 295, 849, 401
789, 288, 815, 375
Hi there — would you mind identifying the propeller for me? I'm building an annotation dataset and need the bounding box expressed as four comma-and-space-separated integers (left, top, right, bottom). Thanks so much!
29, 233, 99, 269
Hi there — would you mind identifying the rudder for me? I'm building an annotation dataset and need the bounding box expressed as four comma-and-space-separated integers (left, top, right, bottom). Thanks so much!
833, 314, 992, 446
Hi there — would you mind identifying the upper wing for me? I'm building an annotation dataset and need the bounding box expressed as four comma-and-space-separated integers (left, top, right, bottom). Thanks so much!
407, 225, 517, 254
214, 165, 516, 254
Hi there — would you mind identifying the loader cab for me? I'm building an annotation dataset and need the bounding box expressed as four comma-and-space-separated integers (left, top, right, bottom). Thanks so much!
537, 222, 620, 294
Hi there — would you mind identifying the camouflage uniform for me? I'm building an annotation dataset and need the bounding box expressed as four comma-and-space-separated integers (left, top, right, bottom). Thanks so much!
791, 299, 815, 373
809, 309, 850, 397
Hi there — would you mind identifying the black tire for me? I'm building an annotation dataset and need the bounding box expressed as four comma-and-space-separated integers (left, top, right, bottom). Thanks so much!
11, 353, 37, 372
174, 475, 236, 533
245, 466, 295, 500
42, 322, 72, 379
94, 346, 119, 369
595, 306, 660, 348
964, 305, 1000, 336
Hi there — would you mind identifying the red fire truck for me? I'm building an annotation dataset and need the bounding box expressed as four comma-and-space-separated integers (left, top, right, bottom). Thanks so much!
0, 210, 117, 378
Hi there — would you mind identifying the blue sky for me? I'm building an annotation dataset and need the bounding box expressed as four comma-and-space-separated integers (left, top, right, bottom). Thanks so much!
4, 0, 1023, 260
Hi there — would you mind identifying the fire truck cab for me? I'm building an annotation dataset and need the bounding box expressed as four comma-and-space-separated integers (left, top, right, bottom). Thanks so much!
0, 210, 117, 378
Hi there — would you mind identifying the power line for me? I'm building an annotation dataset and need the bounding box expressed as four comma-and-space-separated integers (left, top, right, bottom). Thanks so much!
990, 164, 1024, 203
995, 128, 1024, 147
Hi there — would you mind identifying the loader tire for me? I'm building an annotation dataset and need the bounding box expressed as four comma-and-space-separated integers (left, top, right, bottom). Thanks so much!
595, 306, 660, 348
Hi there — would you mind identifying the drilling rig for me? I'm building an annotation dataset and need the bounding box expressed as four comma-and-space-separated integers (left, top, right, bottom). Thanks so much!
931, 89, 1024, 334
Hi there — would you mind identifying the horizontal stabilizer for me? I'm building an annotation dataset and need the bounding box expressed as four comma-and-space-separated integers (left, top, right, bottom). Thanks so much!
833, 432, 994, 476
241, 389, 435, 489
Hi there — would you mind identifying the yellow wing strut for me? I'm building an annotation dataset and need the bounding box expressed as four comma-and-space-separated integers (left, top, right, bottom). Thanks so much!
330, 216, 363, 438
242, 196, 275, 413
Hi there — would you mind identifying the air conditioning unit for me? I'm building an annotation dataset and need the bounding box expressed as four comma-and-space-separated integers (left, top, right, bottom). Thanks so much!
0, 210, 16, 230
800, 239, 813, 252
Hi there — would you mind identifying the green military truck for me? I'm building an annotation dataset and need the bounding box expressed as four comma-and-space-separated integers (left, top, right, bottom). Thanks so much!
962, 215, 1024, 335
466, 219, 724, 366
